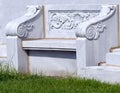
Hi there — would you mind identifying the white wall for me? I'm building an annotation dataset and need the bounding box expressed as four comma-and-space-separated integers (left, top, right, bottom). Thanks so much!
0, 0, 120, 43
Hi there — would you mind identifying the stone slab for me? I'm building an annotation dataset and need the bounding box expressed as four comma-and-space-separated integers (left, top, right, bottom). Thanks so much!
78, 66, 120, 83
28, 50, 77, 76
22, 39, 76, 51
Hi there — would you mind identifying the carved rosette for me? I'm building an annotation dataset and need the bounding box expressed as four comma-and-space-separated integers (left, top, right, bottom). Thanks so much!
17, 22, 34, 38
85, 23, 106, 40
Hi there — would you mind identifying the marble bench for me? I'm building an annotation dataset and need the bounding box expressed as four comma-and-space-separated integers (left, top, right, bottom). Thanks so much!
5, 4, 119, 77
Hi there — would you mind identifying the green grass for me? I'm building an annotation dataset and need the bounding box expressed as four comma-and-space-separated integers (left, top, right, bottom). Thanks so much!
0, 74, 120, 93
0, 64, 120, 93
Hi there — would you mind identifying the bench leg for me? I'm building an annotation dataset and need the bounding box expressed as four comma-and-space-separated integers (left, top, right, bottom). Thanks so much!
7, 36, 28, 73
76, 38, 92, 76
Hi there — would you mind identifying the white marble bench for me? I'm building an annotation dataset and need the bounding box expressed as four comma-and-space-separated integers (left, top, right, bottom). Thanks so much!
5, 4, 119, 77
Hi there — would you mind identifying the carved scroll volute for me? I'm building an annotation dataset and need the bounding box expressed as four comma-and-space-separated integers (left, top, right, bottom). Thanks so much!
17, 22, 34, 38
75, 5, 116, 40
6, 5, 42, 39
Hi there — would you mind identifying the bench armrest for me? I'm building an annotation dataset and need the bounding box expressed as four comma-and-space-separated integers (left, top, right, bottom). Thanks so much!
6, 5, 43, 39
75, 5, 116, 40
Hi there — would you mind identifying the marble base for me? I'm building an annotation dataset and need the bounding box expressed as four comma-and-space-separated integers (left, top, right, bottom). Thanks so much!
106, 52, 120, 66
29, 50, 77, 76
78, 66, 120, 83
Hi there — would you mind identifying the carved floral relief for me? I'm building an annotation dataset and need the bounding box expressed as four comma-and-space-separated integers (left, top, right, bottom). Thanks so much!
49, 11, 99, 31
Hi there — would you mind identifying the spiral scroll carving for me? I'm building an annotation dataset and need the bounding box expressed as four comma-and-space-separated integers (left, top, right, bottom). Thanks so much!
75, 5, 116, 40
85, 26, 96, 40
17, 22, 34, 38
85, 23, 106, 40
6, 5, 41, 39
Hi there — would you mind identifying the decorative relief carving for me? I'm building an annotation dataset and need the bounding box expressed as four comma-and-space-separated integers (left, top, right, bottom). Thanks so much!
85, 23, 106, 40
6, 5, 41, 39
49, 11, 99, 31
75, 5, 116, 40
17, 22, 34, 38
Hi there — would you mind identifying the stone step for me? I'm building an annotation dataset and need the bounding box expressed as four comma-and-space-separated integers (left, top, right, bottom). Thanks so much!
0, 44, 7, 57
106, 52, 120, 66
79, 66, 120, 83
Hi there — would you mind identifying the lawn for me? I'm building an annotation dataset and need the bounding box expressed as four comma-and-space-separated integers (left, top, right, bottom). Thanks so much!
0, 72, 120, 93
0, 64, 120, 93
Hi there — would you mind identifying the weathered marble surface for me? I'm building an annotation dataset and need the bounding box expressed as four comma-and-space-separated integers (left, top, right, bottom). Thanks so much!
6, 4, 119, 76
4, 2, 120, 83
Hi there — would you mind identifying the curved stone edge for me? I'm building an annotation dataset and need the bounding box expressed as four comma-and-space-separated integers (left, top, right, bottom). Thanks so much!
6, 5, 42, 39
75, 5, 116, 40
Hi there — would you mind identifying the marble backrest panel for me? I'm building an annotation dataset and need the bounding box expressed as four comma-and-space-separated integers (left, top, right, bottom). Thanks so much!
44, 5, 103, 38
